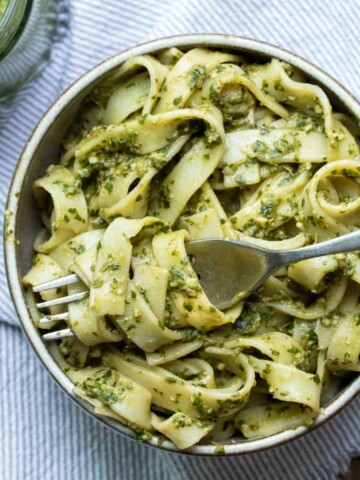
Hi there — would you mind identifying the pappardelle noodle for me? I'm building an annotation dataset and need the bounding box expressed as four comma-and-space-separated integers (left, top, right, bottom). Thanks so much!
24, 47, 360, 450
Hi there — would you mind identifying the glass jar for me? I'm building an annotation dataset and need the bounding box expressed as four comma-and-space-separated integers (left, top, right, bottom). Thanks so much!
0, 0, 57, 99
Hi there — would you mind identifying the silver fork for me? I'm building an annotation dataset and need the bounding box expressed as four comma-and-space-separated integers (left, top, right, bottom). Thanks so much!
33, 273, 86, 341
32, 230, 360, 341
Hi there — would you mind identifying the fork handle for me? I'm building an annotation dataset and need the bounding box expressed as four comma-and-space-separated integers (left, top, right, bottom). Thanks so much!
271, 230, 360, 268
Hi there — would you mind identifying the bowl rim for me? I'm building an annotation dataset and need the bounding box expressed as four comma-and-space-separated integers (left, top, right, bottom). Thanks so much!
4, 33, 360, 456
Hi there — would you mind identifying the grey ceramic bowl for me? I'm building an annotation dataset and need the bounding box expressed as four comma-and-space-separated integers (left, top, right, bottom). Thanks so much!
4, 34, 360, 456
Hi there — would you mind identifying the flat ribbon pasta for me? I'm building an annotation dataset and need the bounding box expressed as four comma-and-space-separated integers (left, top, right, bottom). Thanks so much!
299, 159, 360, 240
153, 230, 238, 330
33, 165, 88, 253
26, 47, 360, 449
103, 54, 168, 124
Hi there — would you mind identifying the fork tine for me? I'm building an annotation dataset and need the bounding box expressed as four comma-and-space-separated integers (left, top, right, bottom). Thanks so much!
39, 312, 69, 325
36, 291, 88, 309
42, 328, 74, 341
32, 273, 79, 293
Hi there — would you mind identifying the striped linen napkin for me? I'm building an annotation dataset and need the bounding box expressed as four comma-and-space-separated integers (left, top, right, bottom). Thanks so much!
1, 1, 360, 478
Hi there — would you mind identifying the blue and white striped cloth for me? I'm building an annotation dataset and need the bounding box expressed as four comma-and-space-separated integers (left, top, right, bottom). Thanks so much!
1, 1, 360, 478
